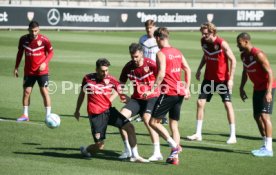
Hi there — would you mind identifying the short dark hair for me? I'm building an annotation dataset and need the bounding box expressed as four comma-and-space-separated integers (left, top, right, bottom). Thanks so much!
154, 27, 169, 39
237, 32, 251, 41
28, 21, 39, 29
129, 43, 143, 55
96, 58, 110, 69
145, 19, 156, 27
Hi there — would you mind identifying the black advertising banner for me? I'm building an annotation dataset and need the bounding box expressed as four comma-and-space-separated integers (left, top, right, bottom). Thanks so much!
0, 6, 275, 29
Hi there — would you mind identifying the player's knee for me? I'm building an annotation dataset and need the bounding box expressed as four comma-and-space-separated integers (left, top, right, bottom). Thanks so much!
96, 142, 104, 150
197, 99, 205, 108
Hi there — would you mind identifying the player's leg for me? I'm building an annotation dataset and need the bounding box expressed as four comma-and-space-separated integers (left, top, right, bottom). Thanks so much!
224, 101, 237, 144
118, 100, 139, 159
109, 107, 149, 162
17, 76, 36, 121
253, 89, 274, 157
80, 112, 108, 158
140, 98, 162, 161
218, 82, 236, 144
187, 79, 211, 141
38, 75, 51, 118
143, 113, 163, 161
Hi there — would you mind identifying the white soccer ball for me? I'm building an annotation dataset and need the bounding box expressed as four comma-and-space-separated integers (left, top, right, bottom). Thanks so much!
45, 113, 61, 129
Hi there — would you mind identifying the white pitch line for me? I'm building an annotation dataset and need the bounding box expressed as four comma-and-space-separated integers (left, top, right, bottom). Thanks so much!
234, 108, 252, 112
183, 140, 230, 147
0, 118, 44, 126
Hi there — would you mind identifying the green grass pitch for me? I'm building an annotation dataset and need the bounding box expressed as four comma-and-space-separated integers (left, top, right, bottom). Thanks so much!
0, 30, 275, 175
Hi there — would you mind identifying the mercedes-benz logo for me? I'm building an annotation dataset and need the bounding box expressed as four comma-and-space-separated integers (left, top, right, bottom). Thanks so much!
47, 9, 60, 26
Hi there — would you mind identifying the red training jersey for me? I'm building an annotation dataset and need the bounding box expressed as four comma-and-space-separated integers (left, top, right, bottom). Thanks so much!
120, 58, 159, 99
160, 47, 185, 96
81, 73, 121, 115
15, 34, 53, 76
241, 47, 276, 90
201, 37, 229, 82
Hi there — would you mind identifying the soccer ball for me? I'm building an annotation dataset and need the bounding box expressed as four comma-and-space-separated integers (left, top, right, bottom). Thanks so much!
45, 113, 61, 129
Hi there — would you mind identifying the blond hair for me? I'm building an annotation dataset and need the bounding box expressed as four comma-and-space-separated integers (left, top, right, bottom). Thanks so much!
200, 22, 217, 36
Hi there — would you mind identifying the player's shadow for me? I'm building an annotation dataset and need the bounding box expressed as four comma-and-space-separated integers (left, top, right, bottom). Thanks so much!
182, 145, 250, 155
202, 133, 276, 142
14, 146, 122, 161
59, 114, 88, 119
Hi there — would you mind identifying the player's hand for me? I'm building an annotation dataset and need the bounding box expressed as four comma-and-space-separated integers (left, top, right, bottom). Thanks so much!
14, 68, 19, 78
39, 62, 46, 72
265, 91, 272, 103
74, 111, 80, 121
227, 79, 234, 93
195, 70, 201, 81
142, 91, 152, 99
239, 88, 248, 102
184, 88, 191, 100
120, 94, 130, 103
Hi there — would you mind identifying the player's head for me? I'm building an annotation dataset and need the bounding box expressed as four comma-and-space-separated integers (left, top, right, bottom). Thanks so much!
145, 19, 156, 38
28, 21, 40, 40
200, 22, 217, 42
236, 32, 251, 52
129, 43, 144, 67
96, 58, 110, 80
154, 27, 169, 48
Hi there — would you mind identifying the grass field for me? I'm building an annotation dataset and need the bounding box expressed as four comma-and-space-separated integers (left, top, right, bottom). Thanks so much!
0, 30, 275, 175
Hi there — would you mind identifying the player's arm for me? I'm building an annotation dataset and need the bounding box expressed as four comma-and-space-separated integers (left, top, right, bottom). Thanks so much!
14, 39, 24, 78
154, 51, 166, 87
181, 55, 191, 99
39, 38, 54, 72
143, 51, 165, 98
255, 51, 273, 102
74, 89, 85, 121
222, 41, 236, 91
239, 68, 248, 102
195, 55, 206, 81
74, 79, 86, 121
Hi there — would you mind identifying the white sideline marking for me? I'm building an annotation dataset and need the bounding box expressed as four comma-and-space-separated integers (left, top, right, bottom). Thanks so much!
0, 118, 44, 126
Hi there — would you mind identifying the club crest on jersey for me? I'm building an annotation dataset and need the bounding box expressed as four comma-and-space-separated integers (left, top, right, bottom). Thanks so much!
103, 79, 110, 85
144, 66, 149, 73
214, 44, 219, 50
37, 40, 42, 46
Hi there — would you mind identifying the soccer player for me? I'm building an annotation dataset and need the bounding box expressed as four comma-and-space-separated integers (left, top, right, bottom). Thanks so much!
187, 22, 237, 144
144, 27, 191, 165
74, 58, 149, 163
139, 19, 159, 61
14, 21, 54, 121
118, 43, 162, 161
138, 19, 168, 124
237, 32, 276, 157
